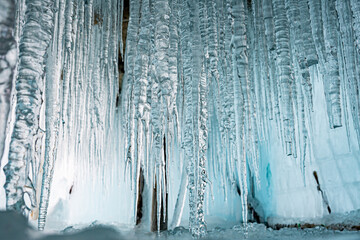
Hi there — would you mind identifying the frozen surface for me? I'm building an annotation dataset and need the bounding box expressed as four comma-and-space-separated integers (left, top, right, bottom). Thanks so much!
1, 211, 360, 240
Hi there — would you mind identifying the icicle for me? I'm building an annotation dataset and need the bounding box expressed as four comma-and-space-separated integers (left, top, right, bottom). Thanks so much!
209, 0, 228, 190
290, 34, 307, 183
125, 0, 141, 188
3, 0, 55, 213
262, 0, 280, 126
169, 0, 179, 117
254, 0, 270, 137
195, 62, 208, 237
224, 0, 238, 185
272, 0, 295, 156
152, 0, 171, 231
285, 0, 313, 113
71, 0, 85, 143
133, 0, 151, 224
154, 0, 170, 108
350, 0, 360, 56
322, 0, 342, 129
13, 0, 25, 45
83, 0, 94, 100
335, 0, 360, 143
119, 0, 124, 59
308, 0, 325, 66
61, 0, 74, 128
248, 0, 261, 184
64, 0, 78, 141
338, 42, 352, 151
296, 62, 308, 183
232, 0, 248, 224
179, 0, 198, 235
38, 0, 65, 230
308, 0, 336, 132
0, 0, 16, 166
298, 0, 318, 67
170, 163, 188, 229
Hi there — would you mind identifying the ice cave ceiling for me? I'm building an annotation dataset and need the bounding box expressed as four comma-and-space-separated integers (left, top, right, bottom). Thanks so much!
0, 0, 359, 237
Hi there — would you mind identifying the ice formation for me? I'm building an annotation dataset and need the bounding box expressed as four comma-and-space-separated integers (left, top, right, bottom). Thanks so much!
0, 0, 359, 238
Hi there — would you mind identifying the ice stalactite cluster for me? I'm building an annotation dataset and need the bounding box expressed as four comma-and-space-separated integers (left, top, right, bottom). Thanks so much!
2, 0, 122, 231
1, 0, 360, 238
117, 0, 360, 236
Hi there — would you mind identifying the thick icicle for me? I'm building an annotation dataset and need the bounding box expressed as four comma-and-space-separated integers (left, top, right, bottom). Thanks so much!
124, 0, 141, 187
262, 0, 279, 124
232, 0, 248, 224
152, 0, 171, 231
247, 0, 261, 184
308, 0, 325, 65
194, 62, 208, 237
3, 0, 55, 213
336, 0, 360, 143
224, 0, 238, 187
308, 0, 336, 128
179, 0, 199, 236
322, 0, 342, 128
272, 0, 295, 156
133, 0, 151, 225
298, 0, 318, 67
285, 0, 313, 112
0, 0, 16, 166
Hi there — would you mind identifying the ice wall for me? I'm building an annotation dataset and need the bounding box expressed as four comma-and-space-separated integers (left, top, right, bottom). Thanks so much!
0, 0, 359, 237
255, 66, 360, 223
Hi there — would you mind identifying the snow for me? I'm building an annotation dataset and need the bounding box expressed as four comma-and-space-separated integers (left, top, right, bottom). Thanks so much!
1, 211, 360, 240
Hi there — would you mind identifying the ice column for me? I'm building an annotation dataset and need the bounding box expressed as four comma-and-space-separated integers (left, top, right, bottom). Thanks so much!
0, 0, 16, 166
4, 0, 55, 213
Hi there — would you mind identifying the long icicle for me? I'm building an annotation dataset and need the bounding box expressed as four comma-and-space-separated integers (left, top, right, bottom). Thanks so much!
272, 0, 295, 156
322, 0, 342, 129
38, 0, 65, 230
0, 0, 16, 167
3, 0, 55, 213
232, 0, 248, 224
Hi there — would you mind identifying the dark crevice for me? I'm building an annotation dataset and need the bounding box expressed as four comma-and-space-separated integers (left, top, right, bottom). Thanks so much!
235, 183, 241, 196
117, 0, 129, 103
136, 168, 144, 225
248, 175, 263, 223
150, 137, 168, 232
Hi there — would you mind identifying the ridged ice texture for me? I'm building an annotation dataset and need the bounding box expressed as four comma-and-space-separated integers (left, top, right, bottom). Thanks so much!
2, 0, 123, 229
335, 0, 360, 146
0, 0, 15, 166
122, 0, 360, 234
272, 0, 295, 156
45, 0, 122, 230
3, 0, 54, 213
3, 0, 360, 237
322, 0, 342, 129
351, 0, 360, 56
